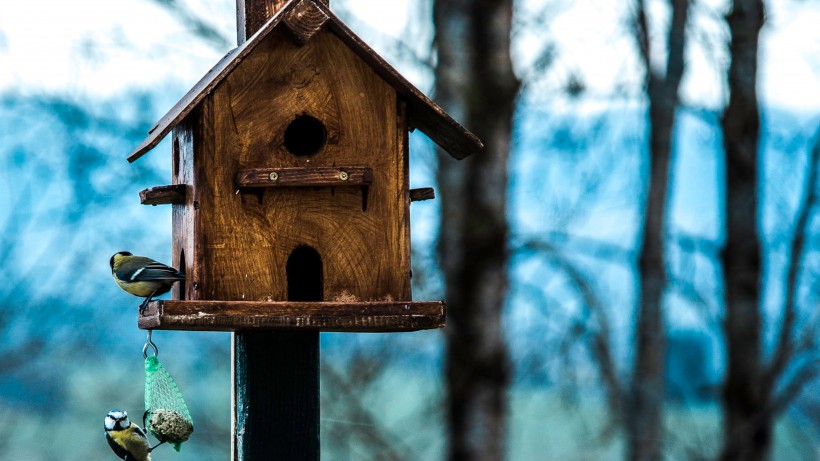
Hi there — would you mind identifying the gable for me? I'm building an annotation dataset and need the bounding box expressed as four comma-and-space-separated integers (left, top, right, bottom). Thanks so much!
213, 25, 400, 170
127, 0, 481, 163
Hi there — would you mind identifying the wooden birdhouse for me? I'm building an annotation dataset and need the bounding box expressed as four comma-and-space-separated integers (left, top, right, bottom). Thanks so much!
129, 0, 481, 332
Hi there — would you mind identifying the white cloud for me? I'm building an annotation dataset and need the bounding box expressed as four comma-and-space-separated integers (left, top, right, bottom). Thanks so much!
0, 0, 231, 96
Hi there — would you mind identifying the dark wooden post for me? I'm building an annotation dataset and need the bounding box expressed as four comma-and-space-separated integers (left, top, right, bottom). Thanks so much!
232, 2, 326, 460
234, 330, 319, 460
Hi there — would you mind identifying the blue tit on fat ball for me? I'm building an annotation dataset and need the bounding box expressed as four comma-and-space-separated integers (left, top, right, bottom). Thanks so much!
104, 410, 152, 461
110, 251, 185, 313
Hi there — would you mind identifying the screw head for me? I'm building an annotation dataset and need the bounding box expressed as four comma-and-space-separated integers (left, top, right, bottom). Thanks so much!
339, 171, 349, 181
269, 171, 279, 181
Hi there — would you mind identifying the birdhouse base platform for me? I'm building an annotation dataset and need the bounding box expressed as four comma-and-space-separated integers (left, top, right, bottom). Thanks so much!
138, 300, 445, 332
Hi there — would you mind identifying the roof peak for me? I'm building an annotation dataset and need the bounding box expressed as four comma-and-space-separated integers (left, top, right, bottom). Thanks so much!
127, 0, 481, 163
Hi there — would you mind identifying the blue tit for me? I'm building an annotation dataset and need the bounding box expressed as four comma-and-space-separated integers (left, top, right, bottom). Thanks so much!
110, 251, 185, 313
104, 410, 152, 461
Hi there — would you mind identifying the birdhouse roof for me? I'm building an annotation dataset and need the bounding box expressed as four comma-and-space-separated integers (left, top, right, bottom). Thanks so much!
127, 0, 482, 163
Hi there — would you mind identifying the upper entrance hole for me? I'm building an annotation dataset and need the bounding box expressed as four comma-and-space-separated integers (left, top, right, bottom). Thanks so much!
284, 114, 326, 156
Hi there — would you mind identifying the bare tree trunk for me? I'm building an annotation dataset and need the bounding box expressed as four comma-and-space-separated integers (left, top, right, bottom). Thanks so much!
432, 1, 519, 460
627, 1, 689, 460
718, 1, 768, 460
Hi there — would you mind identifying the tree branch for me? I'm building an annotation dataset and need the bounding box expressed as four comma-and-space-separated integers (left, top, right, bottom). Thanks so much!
149, 0, 232, 50
634, 0, 652, 83
766, 129, 820, 390
769, 356, 820, 417
522, 239, 625, 426
664, 0, 690, 94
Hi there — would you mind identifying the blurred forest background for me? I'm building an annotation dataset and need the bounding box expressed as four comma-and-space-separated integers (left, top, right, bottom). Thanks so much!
0, 0, 818, 460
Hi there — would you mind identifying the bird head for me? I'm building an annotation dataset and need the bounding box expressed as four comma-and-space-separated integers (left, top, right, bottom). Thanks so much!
105, 410, 130, 431
110, 252, 133, 270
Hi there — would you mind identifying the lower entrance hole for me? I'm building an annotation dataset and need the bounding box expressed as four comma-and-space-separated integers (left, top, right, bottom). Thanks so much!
287, 245, 323, 302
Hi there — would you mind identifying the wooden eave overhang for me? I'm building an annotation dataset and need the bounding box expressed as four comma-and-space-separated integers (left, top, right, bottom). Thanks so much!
127, 0, 482, 163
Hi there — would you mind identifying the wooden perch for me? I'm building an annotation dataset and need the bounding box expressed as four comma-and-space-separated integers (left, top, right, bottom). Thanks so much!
139, 184, 187, 205
409, 187, 435, 202
235, 167, 373, 188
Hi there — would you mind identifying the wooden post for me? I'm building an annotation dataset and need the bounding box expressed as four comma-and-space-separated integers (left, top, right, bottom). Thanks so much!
232, 2, 326, 460
236, 0, 289, 44
236, 0, 329, 44
233, 331, 319, 460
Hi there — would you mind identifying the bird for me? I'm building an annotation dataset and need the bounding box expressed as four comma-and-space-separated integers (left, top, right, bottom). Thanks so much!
104, 410, 152, 461
110, 251, 185, 313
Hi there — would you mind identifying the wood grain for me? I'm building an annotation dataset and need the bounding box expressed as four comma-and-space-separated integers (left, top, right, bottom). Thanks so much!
319, 4, 483, 160
283, 0, 329, 44
139, 300, 446, 332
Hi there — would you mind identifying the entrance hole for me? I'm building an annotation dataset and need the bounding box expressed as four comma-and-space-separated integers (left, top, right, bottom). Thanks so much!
287, 245, 323, 301
284, 115, 327, 156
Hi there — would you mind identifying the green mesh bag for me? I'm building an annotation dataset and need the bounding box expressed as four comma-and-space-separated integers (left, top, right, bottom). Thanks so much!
144, 355, 194, 451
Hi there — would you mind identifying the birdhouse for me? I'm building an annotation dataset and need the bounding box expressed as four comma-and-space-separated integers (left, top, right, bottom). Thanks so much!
129, 0, 481, 332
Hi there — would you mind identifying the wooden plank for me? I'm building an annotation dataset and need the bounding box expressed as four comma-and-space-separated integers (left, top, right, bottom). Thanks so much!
138, 300, 446, 332
409, 187, 435, 202
139, 184, 187, 205
171, 119, 198, 302
235, 166, 372, 188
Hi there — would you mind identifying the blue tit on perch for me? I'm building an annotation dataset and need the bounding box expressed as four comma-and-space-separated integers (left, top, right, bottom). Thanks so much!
110, 252, 185, 313
104, 410, 154, 461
